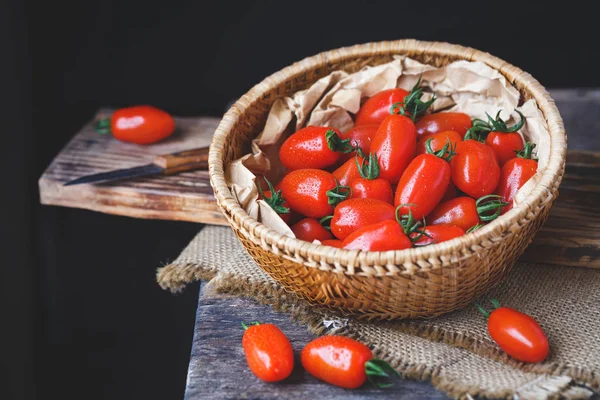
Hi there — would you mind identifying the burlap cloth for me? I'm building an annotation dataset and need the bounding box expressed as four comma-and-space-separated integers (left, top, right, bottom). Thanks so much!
157, 225, 600, 399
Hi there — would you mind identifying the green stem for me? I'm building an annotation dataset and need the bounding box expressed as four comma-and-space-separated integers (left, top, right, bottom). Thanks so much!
94, 118, 112, 135
241, 321, 260, 330
365, 359, 401, 388
475, 303, 490, 319
516, 142, 538, 160
475, 195, 509, 222
356, 153, 381, 180
326, 179, 351, 206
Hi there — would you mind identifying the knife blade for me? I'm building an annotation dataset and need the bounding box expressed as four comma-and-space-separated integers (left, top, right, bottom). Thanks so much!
64, 146, 210, 186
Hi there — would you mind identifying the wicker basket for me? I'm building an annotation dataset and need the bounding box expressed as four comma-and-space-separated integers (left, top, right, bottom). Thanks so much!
208, 40, 566, 320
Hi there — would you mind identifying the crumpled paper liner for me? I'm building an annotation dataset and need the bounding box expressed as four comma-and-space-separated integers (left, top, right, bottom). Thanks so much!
157, 226, 599, 399
226, 56, 550, 236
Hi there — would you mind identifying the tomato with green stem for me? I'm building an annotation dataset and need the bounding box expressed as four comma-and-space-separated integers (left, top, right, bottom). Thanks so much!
394, 138, 453, 220
301, 335, 400, 389
426, 195, 508, 231
415, 112, 472, 138
416, 130, 462, 155
370, 114, 417, 184
349, 153, 393, 204
330, 198, 397, 240
476, 300, 549, 363
279, 126, 356, 170
338, 124, 379, 163
95, 105, 176, 144
355, 88, 410, 126
341, 207, 423, 251
464, 110, 526, 166
279, 169, 350, 218
411, 224, 466, 246
451, 139, 500, 198
495, 142, 538, 214
291, 218, 333, 242
257, 178, 291, 223
242, 322, 294, 382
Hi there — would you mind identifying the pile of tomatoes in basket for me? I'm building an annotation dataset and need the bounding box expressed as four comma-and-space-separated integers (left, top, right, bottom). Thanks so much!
259, 78, 539, 251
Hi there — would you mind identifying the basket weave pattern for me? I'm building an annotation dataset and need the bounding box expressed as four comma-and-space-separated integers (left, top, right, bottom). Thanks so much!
209, 40, 566, 319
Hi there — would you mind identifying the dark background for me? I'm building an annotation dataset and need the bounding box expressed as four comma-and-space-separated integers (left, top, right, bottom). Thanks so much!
2, 1, 597, 399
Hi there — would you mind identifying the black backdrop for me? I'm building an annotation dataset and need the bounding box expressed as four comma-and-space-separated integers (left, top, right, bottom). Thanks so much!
2, 1, 597, 399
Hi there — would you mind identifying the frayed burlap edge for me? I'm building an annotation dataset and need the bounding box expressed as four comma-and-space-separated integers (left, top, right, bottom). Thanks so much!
163, 266, 598, 400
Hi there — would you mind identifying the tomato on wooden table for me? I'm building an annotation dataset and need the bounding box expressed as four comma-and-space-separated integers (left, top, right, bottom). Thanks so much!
477, 300, 549, 363
338, 124, 379, 163
370, 114, 417, 183
279, 126, 349, 170
279, 169, 349, 218
451, 139, 500, 198
242, 322, 294, 382
342, 220, 413, 251
411, 224, 466, 246
416, 130, 463, 155
355, 88, 409, 126
415, 112, 472, 138
291, 218, 333, 242
96, 105, 176, 144
394, 139, 452, 220
348, 153, 393, 204
427, 195, 508, 231
301, 335, 399, 389
330, 198, 397, 240
495, 142, 538, 214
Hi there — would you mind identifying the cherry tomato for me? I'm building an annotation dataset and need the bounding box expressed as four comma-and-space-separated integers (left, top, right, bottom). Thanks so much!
338, 124, 379, 163
394, 153, 451, 220
342, 220, 412, 252
355, 88, 409, 126
441, 180, 458, 202
416, 130, 462, 155
486, 132, 524, 166
427, 195, 507, 231
242, 322, 294, 382
482, 302, 549, 363
495, 143, 538, 214
102, 105, 175, 144
349, 178, 393, 204
333, 156, 364, 186
411, 224, 465, 246
321, 239, 344, 248
348, 152, 393, 204
451, 140, 500, 198
258, 178, 291, 223
415, 112, 472, 138
301, 336, 398, 389
291, 218, 333, 242
279, 169, 349, 218
370, 114, 417, 183
330, 198, 397, 240
279, 126, 345, 170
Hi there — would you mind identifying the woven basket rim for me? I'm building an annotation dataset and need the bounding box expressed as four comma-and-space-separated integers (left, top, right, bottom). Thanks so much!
208, 39, 566, 271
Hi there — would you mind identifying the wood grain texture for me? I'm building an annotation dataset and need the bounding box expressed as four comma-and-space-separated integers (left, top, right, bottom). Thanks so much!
39, 109, 226, 225
185, 282, 450, 400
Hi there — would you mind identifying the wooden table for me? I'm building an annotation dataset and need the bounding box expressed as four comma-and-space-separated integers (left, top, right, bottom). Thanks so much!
184, 89, 600, 399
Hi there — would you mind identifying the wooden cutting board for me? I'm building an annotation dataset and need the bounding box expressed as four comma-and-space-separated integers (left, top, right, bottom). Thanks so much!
39, 101, 600, 268
39, 109, 226, 226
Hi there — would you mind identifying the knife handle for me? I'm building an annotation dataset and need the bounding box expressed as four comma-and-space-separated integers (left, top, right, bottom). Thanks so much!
154, 147, 210, 175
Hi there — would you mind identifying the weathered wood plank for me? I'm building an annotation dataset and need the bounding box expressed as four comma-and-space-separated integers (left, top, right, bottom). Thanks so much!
185, 282, 450, 400
39, 110, 227, 225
